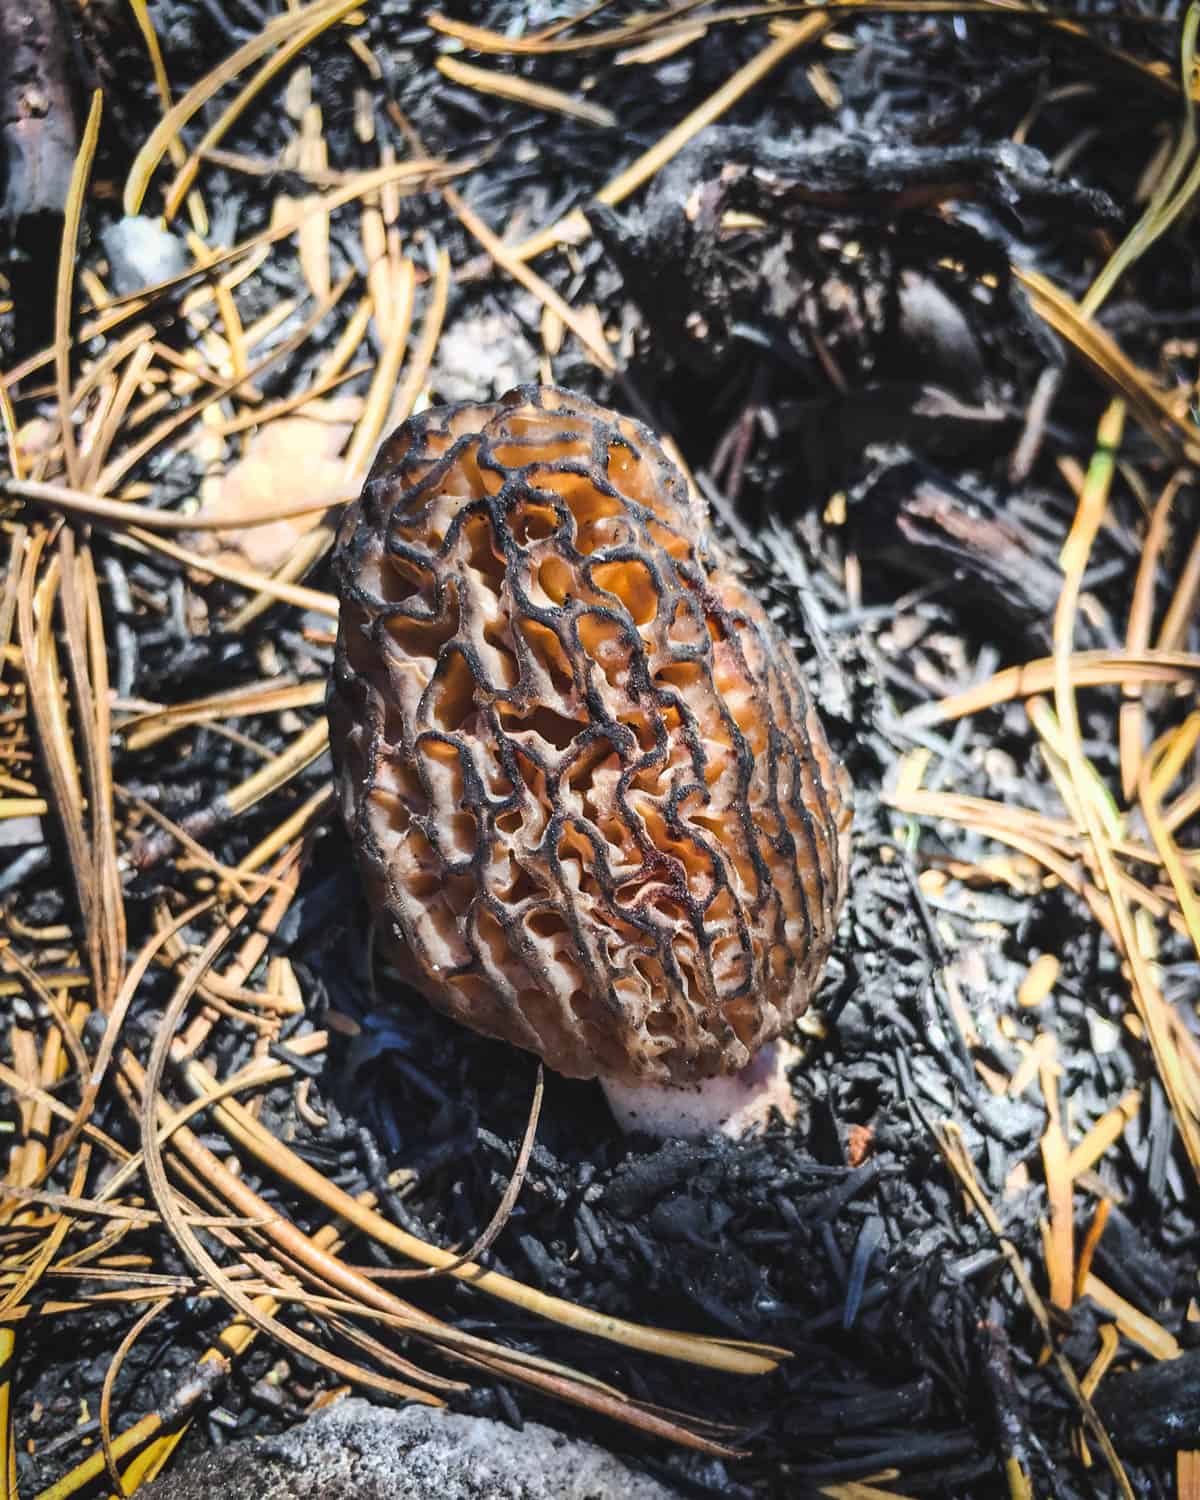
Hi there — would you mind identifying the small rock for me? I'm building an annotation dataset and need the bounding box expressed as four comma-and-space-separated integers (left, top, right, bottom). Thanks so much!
100, 217, 191, 297
0, 814, 44, 847
432, 305, 538, 404
137, 1397, 679, 1500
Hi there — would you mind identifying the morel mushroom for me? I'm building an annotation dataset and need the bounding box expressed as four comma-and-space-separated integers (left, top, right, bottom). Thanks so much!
329, 385, 851, 1138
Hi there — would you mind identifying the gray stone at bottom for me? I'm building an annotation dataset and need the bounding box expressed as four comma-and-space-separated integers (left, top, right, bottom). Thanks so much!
137, 1397, 680, 1500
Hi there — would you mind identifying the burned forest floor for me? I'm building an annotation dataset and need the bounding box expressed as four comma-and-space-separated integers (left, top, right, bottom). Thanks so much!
3, 2, 1200, 1498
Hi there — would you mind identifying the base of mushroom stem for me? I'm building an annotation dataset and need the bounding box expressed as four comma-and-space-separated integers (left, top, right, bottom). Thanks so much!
599, 1040, 801, 1140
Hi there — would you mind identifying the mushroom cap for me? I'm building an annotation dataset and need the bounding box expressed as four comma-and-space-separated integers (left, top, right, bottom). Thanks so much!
329, 385, 851, 1087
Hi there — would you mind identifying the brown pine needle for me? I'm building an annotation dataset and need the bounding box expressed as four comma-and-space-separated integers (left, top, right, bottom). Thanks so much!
55, 91, 104, 492
903, 648, 1200, 728
125, 0, 209, 234
1074, 1198, 1111, 1304
436, 56, 617, 127
344, 257, 415, 476
124, 0, 356, 217
1082, 1274, 1182, 1361
444, 187, 616, 371
120, 680, 326, 753
0, 1330, 15, 1500
396, 1065, 544, 1282
386, 244, 451, 432
510, 14, 832, 261
7, 476, 355, 534
1015, 267, 1200, 464
1052, 401, 1200, 1180
185, 1062, 783, 1376
1157, 525, 1200, 653
1120, 471, 1184, 800
1038, 1040, 1074, 1311
933, 1122, 1134, 1500
99, 1298, 171, 1495
1066, 1091, 1142, 1180
113, 526, 338, 617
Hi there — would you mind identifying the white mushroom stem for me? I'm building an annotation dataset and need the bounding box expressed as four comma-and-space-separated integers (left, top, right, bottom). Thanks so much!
599, 1040, 800, 1140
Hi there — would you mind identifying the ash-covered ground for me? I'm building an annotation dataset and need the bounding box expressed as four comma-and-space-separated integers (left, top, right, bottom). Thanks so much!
6, 3, 1200, 1497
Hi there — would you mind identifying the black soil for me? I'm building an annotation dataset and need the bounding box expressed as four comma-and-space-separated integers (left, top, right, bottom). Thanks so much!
5, 3, 1200, 1498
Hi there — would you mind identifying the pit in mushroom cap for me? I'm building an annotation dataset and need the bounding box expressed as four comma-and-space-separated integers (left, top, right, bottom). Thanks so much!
329, 385, 851, 1105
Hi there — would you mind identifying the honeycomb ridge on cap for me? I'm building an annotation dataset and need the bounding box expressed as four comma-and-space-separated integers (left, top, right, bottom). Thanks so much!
330, 384, 851, 1087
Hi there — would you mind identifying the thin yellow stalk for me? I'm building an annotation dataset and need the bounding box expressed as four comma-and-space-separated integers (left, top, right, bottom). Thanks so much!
112, 525, 338, 616
124, 0, 352, 215
192, 1070, 783, 1376
1081, 4, 1200, 316
1120, 472, 1184, 800
8, 477, 354, 534
445, 189, 615, 371
904, 648, 1200, 727
0, 1329, 15, 1500
511, 14, 831, 261
386, 245, 450, 431
8, 159, 451, 392
55, 92, 104, 491
222, 720, 329, 818
1053, 400, 1200, 1178
436, 56, 617, 128
125, 0, 209, 233
344, 258, 415, 477
162, 0, 364, 223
